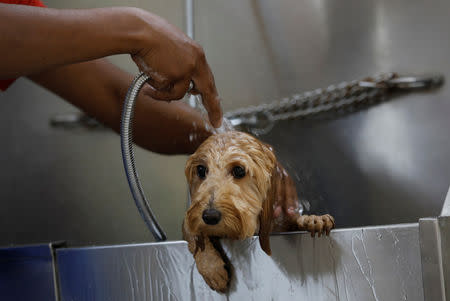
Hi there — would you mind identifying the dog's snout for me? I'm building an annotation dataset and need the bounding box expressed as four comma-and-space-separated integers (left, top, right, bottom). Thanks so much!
202, 209, 221, 225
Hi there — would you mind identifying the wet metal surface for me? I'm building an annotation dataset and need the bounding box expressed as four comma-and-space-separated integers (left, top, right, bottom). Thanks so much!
419, 215, 450, 301
0, 0, 449, 247
57, 224, 423, 301
441, 187, 450, 217
196, 0, 450, 228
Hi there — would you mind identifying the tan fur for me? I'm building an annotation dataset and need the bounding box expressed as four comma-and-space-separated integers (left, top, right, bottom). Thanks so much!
183, 131, 334, 292
185, 131, 275, 241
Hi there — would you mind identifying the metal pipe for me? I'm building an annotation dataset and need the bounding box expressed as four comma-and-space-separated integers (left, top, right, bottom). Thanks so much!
185, 0, 197, 108
120, 72, 166, 241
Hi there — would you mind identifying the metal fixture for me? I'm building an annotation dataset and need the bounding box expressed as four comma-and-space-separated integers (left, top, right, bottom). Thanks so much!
226, 73, 444, 135
120, 72, 166, 241
55, 223, 424, 300
420, 187, 450, 300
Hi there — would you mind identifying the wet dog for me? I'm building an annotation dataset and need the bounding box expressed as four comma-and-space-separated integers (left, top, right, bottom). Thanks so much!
183, 131, 334, 292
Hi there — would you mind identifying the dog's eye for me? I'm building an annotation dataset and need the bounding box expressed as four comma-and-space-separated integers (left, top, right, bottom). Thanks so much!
231, 166, 246, 179
196, 165, 207, 179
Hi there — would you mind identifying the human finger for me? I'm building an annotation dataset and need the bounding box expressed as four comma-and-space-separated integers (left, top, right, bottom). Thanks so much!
192, 60, 222, 127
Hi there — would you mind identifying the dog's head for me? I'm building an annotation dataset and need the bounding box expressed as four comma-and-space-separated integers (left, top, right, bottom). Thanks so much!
185, 131, 277, 255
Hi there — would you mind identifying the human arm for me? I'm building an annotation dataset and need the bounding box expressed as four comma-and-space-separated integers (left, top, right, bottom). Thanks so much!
0, 4, 221, 126
29, 58, 212, 154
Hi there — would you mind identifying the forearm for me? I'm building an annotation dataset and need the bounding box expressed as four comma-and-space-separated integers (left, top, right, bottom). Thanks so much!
0, 4, 145, 78
29, 59, 212, 154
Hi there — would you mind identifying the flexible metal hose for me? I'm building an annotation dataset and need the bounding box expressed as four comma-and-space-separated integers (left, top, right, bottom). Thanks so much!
121, 72, 166, 241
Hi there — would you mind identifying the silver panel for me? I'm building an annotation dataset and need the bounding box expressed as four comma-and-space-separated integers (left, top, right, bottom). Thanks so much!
420, 216, 450, 301
441, 187, 450, 216
195, 0, 450, 228
441, 217, 450, 300
57, 224, 423, 301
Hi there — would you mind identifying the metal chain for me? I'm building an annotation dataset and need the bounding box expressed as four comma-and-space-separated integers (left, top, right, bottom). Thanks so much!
224, 72, 444, 135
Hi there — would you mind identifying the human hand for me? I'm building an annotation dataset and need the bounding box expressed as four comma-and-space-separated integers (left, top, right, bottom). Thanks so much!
130, 9, 222, 127
273, 162, 301, 220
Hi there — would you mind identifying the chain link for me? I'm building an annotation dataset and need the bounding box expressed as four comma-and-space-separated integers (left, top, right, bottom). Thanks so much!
224, 72, 443, 135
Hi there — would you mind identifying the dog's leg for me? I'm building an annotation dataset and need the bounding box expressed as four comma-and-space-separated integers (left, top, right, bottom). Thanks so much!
296, 214, 335, 237
195, 237, 231, 292
183, 223, 230, 292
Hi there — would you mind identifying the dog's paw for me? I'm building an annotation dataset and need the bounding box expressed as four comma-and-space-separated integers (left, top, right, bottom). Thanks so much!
197, 258, 229, 292
297, 214, 335, 237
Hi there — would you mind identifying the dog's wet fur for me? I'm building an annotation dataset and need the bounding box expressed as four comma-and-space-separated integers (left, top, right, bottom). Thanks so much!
183, 131, 334, 292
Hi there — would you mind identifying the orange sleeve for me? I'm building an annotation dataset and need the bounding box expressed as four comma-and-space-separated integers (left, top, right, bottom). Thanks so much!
0, 0, 46, 6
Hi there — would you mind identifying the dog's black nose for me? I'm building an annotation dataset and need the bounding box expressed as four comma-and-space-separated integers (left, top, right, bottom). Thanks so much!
202, 209, 221, 225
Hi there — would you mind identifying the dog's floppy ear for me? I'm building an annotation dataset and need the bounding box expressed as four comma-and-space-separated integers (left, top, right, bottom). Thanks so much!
185, 155, 195, 184
258, 144, 278, 256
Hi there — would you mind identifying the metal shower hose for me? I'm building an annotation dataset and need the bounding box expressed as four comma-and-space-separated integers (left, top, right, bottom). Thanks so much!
121, 72, 166, 241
